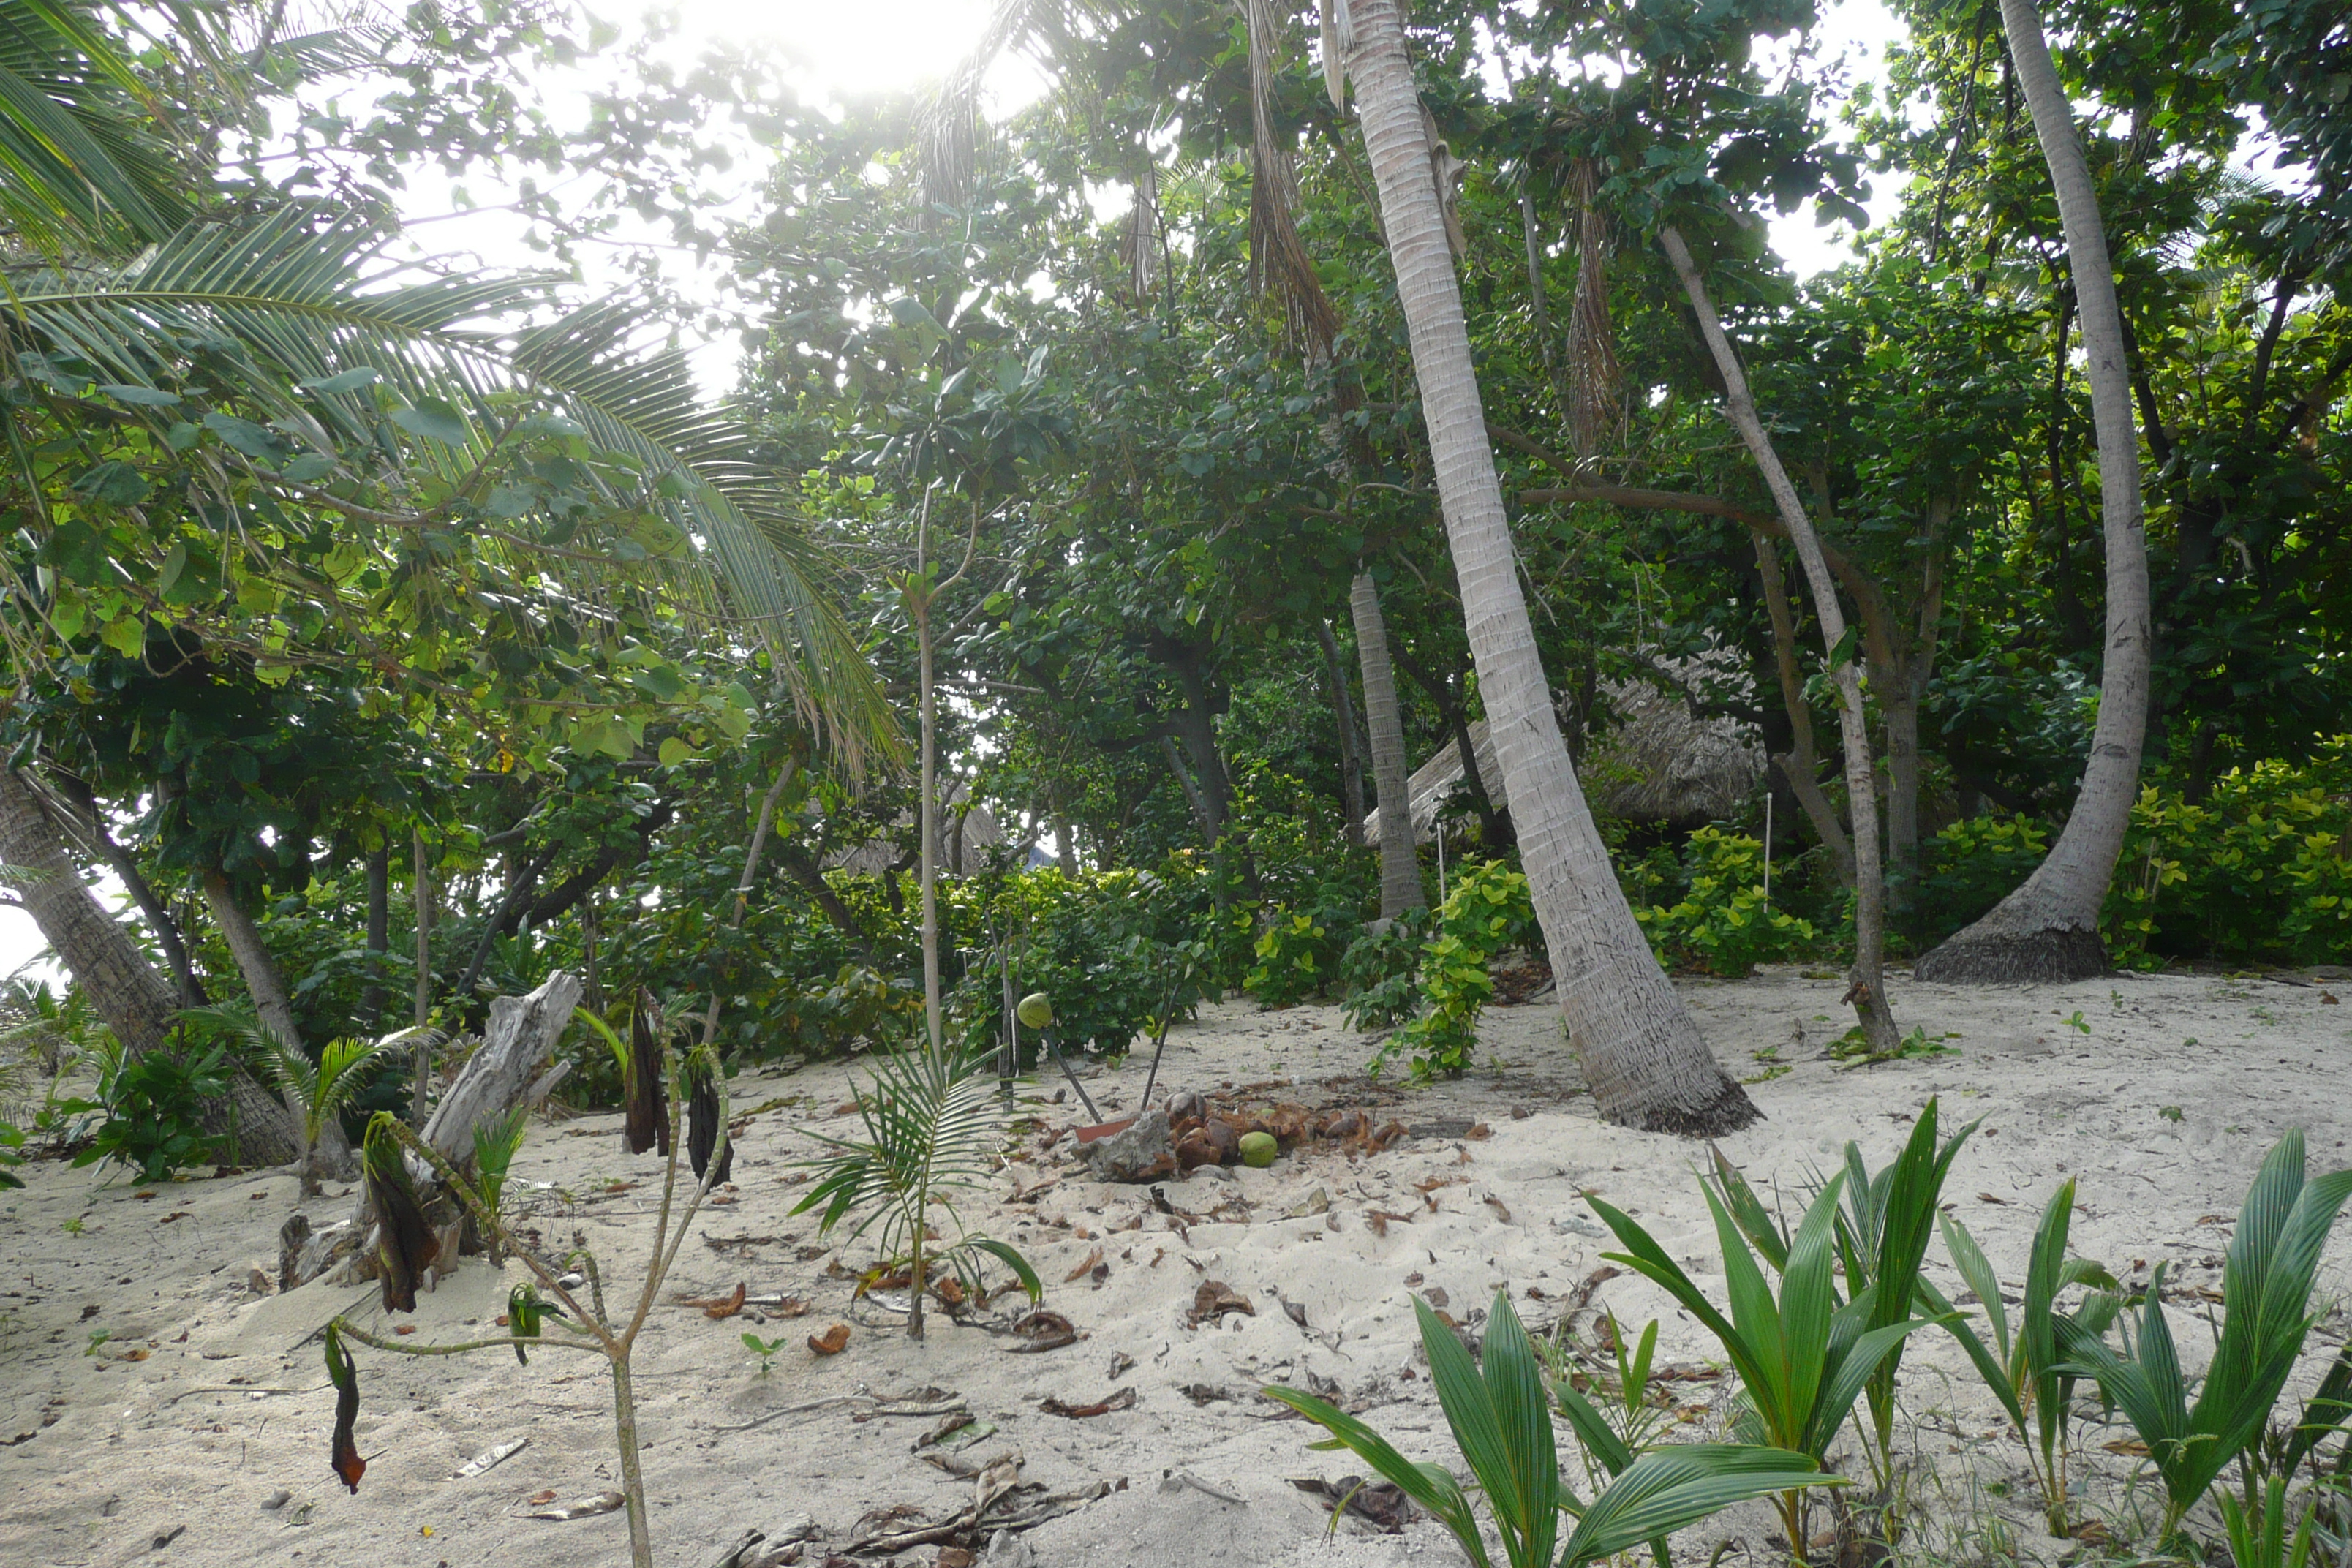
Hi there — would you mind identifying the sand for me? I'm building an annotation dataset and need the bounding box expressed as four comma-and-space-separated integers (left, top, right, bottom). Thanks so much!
2, 963, 2348, 1568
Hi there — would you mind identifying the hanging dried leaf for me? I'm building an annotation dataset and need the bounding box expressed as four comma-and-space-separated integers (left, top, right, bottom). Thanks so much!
1318, 0, 1351, 110
1245, 0, 1342, 358
363, 1114, 437, 1313
323, 1323, 363, 1493
687, 1051, 731, 1184
624, 989, 668, 1157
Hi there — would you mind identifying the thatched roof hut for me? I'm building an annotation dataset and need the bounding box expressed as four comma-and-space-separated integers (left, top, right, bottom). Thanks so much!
1360, 655, 1763, 842
821, 783, 1008, 877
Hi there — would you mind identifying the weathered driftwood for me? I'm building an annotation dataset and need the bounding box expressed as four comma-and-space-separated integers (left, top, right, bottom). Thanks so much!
420, 970, 583, 1161
295, 970, 581, 1289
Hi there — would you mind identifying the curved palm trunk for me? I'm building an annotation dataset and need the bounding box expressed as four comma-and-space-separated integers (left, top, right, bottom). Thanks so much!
1663, 227, 1900, 1054
1351, 571, 1425, 921
1343, 0, 1755, 1132
0, 766, 301, 1164
203, 867, 354, 1175
1915, 0, 2152, 984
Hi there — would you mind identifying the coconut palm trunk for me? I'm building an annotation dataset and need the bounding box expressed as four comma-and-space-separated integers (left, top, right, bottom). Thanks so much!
1341, 0, 1755, 1132
1916, 0, 2151, 983
1350, 571, 1425, 921
0, 765, 301, 1164
1662, 227, 1901, 1053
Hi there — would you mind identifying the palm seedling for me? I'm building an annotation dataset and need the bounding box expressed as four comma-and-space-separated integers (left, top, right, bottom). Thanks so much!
793, 1040, 1040, 1341
327, 1041, 736, 1568
1710, 1101, 1980, 1500
1267, 1291, 1841, 1568
470, 1107, 529, 1262
1935, 1179, 2120, 1534
1591, 1167, 1947, 1556
2057, 1129, 2352, 1545
201, 1007, 434, 1195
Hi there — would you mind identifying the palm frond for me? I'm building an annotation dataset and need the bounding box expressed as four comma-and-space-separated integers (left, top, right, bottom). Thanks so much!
0, 0, 194, 252
4, 205, 896, 772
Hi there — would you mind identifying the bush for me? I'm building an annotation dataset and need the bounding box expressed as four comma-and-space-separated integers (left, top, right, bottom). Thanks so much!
1633, 829, 1817, 976
1339, 905, 1431, 1032
950, 866, 1211, 1059
2103, 747, 2352, 967
1912, 814, 2052, 950
1381, 860, 1534, 1080
76, 1039, 230, 1180
1245, 882, 1365, 1008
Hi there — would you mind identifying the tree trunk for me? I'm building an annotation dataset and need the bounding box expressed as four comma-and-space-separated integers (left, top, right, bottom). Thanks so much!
53, 774, 208, 1010
1662, 225, 1900, 1054
1313, 618, 1368, 846
1343, 1, 1755, 1133
1752, 532, 1857, 885
412, 830, 434, 1123
1395, 645, 1512, 851
1160, 647, 1233, 840
1350, 571, 1425, 921
361, 845, 389, 1030
1158, 734, 1216, 842
1916, 0, 2152, 983
0, 766, 301, 1164
202, 866, 353, 1172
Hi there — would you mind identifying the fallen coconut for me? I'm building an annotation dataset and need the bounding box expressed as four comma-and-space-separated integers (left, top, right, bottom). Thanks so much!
1238, 1131, 1278, 1168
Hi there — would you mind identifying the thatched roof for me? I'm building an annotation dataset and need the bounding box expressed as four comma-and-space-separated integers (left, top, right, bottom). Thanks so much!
1360, 653, 1763, 841
821, 783, 1007, 877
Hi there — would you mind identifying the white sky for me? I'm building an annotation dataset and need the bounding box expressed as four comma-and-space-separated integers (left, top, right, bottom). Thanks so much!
0, 0, 1904, 984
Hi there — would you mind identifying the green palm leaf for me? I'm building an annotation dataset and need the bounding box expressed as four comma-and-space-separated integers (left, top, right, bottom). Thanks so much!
4, 204, 897, 770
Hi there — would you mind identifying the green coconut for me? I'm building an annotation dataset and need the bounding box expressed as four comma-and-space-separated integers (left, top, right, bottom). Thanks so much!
1238, 1131, 1278, 1168
1016, 992, 1055, 1030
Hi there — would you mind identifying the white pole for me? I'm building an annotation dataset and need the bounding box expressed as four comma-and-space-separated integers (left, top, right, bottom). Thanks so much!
1763, 791, 1774, 908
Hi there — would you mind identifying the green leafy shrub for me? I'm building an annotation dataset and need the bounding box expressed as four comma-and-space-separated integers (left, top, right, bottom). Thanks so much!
774, 965, 922, 1056
1380, 861, 1533, 1080
1913, 813, 2052, 948
1339, 905, 1431, 1031
1244, 882, 1363, 1007
1633, 829, 1817, 976
2103, 749, 2352, 967
951, 867, 1211, 1058
77, 1040, 230, 1180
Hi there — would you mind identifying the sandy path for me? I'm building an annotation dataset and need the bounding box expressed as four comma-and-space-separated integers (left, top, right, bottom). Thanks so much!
1, 965, 2346, 1567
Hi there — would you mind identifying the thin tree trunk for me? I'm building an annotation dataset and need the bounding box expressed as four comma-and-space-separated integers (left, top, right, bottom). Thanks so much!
201, 865, 353, 1172
1313, 618, 1368, 846
1350, 570, 1425, 921
0, 766, 301, 1164
1159, 734, 1215, 840
1343, 1, 1755, 1132
1918, 0, 2151, 983
361, 845, 389, 1030
53, 774, 208, 1010
1395, 646, 1512, 850
778, 845, 878, 963
1752, 532, 1857, 885
1160, 649, 1234, 840
1662, 225, 1900, 1054
412, 830, 434, 1123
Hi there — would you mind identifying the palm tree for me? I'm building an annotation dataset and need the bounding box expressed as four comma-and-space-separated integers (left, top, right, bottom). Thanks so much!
196, 1009, 431, 1195
1915, 0, 2150, 984
1333, 0, 1757, 1133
